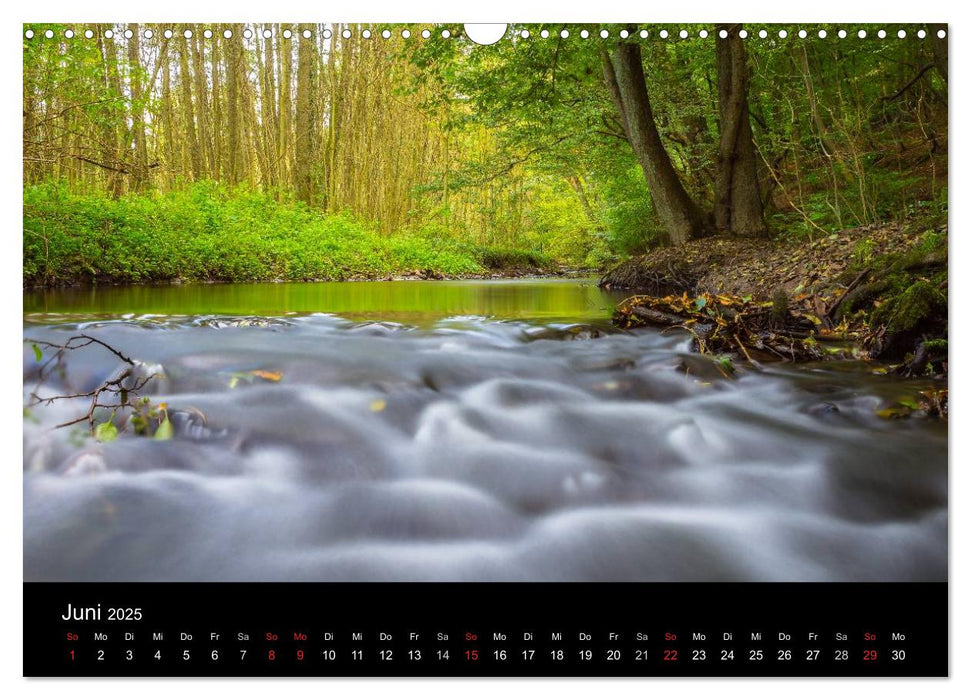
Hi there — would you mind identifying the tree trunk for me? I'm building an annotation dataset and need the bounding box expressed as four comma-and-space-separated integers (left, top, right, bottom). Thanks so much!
294, 23, 314, 204
714, 24, 767, 238
159, 44, 177, 189
127, 24, 148, 190
97, 26, 124, 197
278, 24, 292, 191
606, 44, 709, 246
178, 30, 202, 179
192, 32, 215, 178
930, 24, 948, 83
211, 31, 223, 181
259, 26, 279, 190
225, 25, 242, 185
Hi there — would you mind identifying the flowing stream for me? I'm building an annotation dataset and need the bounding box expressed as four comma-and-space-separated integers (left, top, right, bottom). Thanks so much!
23, 279, 947, 581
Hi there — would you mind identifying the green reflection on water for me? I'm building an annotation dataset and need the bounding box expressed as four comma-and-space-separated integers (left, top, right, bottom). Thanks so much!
24, 278, 625, 325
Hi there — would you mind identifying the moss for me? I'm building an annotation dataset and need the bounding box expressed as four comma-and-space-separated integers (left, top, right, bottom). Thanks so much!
923, 338, 948, 354
872, 279, 946, 333
835, 280, 889, 320
852, 238, 877, 267
890, 232, 947, 273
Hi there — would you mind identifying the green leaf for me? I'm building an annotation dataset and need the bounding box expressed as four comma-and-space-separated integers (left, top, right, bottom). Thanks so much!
95, 419, 118, 443
154, 415, 173, 441
31, 343, 42, 362
693, 296, 707, 310
715, 355, 736, 376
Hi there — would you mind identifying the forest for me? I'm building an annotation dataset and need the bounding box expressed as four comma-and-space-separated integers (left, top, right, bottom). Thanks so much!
23, 24, 950, 585
23, 23, 947, 283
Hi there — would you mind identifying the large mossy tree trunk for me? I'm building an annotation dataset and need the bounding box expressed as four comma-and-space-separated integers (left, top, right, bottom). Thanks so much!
714, 25, 768, 238
604, 45, 710, 246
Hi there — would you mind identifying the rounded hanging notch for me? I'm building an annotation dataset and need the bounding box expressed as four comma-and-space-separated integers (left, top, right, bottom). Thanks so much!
464, 23, 508, 45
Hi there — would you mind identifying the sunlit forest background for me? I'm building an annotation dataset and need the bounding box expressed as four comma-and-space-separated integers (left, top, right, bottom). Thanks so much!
23, 23, 947, 284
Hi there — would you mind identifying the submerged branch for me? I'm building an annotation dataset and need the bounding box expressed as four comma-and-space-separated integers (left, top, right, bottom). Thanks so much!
25, 334, 160, 434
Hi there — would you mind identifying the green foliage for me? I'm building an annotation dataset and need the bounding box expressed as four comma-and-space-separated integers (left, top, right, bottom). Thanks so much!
154, 413, 173, 441
94, 416, 118, 443
23, 23, 949, 276
598, 166, 661, 256
24, 182, 500, 284
477, 247, 553, 271
853, 238, 877, 267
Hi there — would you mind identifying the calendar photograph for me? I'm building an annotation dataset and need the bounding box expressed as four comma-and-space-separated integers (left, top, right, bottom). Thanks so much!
23, 22, 947, 590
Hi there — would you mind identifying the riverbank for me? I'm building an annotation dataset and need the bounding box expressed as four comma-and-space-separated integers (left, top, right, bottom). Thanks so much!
601, 215, 948, 367
23, 183, 558, 287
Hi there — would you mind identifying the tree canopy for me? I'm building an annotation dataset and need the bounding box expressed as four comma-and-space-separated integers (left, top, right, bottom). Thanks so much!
24, 23, 947, 270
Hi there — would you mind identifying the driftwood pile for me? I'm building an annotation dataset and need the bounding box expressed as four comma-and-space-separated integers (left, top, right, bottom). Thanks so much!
614, 291, 862, 363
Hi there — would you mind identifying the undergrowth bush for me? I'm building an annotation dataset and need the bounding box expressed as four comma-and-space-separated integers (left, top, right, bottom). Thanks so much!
23, 181, 540, 285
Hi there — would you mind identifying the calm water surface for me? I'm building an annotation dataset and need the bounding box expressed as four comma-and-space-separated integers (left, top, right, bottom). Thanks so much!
24, 278, 620, 324
23, 279, 946, 582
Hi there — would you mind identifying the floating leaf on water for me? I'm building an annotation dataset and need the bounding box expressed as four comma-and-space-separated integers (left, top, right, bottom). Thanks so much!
369, 398, 387, 412
229, 369, 283, 388
31, 343, 42, 362
877, 406, 913, 420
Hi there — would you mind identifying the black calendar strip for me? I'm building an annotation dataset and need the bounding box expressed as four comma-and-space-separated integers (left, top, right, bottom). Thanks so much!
24, 582, 947, 677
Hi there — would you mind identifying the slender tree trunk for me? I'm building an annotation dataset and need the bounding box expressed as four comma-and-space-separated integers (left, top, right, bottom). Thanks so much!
127, 24, 148, 190
606, 44, 709, 245
226, 25, 242, 185
294, 23, 314, 204
160, 49, 177, 188
259, 26, 279, 190
178, 30, 202, 179
567, 174, 598, 226
23, 66, 38, 184
97, 25, 124, 197
244, 75, 268, 187
211, 32, 223, 181
930, 24, 948, 83
326, 26, 342, 209
191, 32, 215, 178
714, 24, 767, 238
279, 25, 293, 192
